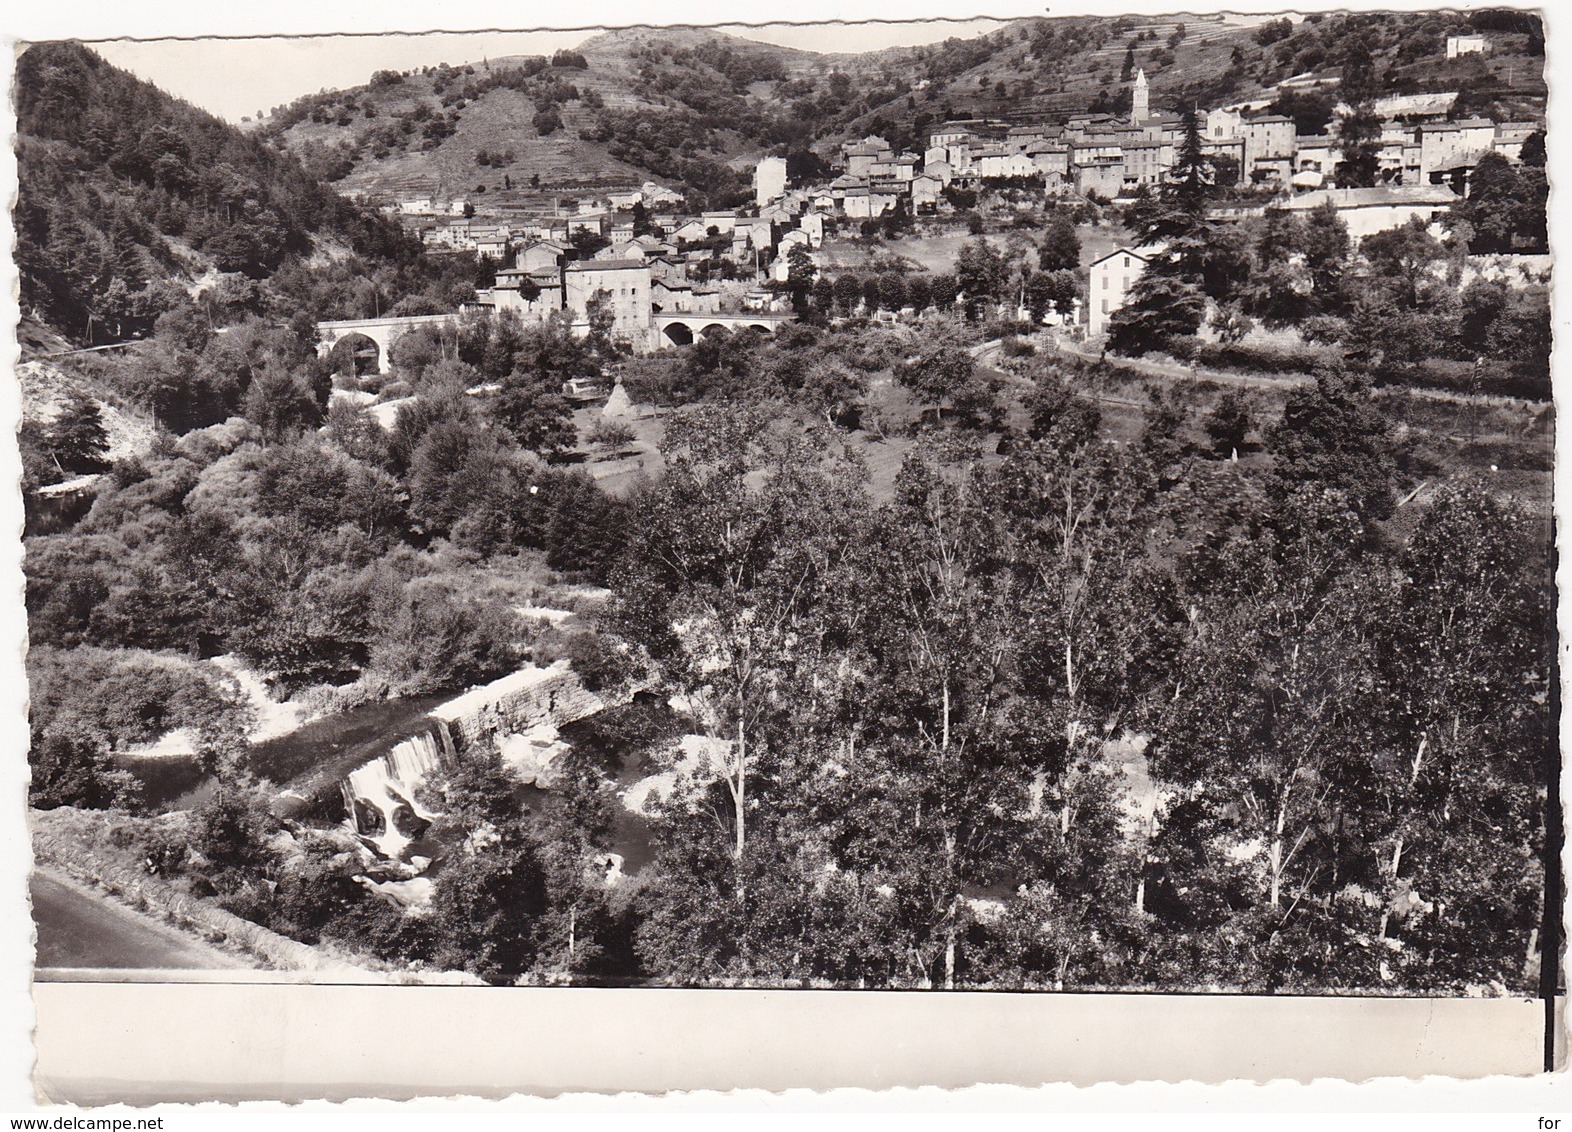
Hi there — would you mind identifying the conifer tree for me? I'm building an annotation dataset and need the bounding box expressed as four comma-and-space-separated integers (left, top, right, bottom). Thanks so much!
46, 392, 111, 475
1333, 41, 1382, 187
1108, 105, 1216, 354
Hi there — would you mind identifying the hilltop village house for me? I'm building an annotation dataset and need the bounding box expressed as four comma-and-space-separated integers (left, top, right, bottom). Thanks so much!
1088, 247, 1154, 338
565, 260, 651, 341
1278, 183, 1460, 240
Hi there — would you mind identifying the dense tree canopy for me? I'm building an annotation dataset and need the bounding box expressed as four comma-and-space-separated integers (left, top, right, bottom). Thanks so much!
16, 43, 426, 343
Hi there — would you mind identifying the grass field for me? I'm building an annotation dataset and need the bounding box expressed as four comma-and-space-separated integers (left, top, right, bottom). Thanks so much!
569, 404, 668, 495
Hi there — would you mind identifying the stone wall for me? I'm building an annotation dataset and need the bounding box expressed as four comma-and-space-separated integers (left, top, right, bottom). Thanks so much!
432, 660, 606, 754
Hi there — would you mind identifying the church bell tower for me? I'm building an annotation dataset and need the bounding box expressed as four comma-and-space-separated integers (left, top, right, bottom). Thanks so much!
1132, 68, 1150, 126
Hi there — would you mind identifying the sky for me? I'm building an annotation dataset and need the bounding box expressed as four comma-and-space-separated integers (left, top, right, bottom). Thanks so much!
84, 17, 1009, 123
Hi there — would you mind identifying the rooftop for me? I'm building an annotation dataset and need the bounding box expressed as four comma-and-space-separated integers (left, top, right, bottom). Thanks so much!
1089, 245, 1157, 267
566, 259, 650, 272
1282, 185, 1460, 209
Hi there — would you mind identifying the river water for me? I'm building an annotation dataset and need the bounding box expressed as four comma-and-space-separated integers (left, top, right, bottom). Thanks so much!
130, 691, 456, 816
123, 687, 663, 883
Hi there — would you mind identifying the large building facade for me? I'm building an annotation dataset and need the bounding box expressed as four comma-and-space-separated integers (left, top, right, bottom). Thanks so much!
1087, 247, 1152, 338
754, 156, 788, 207
565, 260, 654, 348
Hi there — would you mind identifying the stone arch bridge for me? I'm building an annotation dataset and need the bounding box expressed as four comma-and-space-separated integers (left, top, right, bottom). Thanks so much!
316, 315, 457, 375
319, 310, 798, 368
653, 310, 796, 347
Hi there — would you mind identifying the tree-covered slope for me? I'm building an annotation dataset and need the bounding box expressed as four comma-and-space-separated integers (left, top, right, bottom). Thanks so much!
264, 10, 1546, 208
15, 41, 423, 344
263, 30, 884, 207
837, 10, 1545, 152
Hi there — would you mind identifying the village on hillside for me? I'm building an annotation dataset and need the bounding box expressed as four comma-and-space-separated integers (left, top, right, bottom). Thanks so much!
337, 30, 1543, 361
14, 12, 1560, 1078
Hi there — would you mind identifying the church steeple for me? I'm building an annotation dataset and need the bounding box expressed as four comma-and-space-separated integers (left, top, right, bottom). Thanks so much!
1132, 68, 1150, 125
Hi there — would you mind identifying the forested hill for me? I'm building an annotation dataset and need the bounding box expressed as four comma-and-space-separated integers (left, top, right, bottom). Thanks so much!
261, 29, 892, 209
15, 42, 423, 344
838, 10, 1544, 150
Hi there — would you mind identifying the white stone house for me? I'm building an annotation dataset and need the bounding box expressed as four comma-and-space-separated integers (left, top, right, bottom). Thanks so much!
798, 211, 825, 249
1446, 35, 1488, 59
670, 219, 710, 243
924, 158, 955, 186
564, 260, 653, 347
911, 174, 944, 209
1087, 246, 1154, 338
1280, 184, 1459, 240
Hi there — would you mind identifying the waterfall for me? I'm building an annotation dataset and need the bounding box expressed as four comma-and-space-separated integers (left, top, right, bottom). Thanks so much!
342, 721, 449, 858
383, 727, 444, 823
338, 664, 605, 858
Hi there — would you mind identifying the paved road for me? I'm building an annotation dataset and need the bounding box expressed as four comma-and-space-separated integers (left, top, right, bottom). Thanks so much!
30, 871, 245, 972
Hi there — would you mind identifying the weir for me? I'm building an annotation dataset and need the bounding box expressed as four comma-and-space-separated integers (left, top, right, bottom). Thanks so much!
340, 720, 452, 858
339, 661, 606, 858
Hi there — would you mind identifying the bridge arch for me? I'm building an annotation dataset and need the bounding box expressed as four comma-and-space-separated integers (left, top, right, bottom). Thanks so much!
318, 315, 458, 375
600, 310, 801, 352
327, 331, 381, 378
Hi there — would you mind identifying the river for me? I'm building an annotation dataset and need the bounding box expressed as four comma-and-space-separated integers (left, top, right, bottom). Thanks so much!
137, 690, 456, 816
129, 685, 660, 879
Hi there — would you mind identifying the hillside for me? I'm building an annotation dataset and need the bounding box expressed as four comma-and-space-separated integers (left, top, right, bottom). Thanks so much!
15, 41, 422, 346
264, 28, 918, 208
838, 13, 1275, 137
839, 10, 1546, 146
264, 10, 1545, 209
273, 52, 660, 201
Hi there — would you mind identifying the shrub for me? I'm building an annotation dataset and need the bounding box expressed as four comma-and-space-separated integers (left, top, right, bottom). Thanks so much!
589, 419, 636, 449
368, 583, 524, 694
534, 628, 638, 691
984, 319, 1033, 340
1192, 340, 1332, 375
